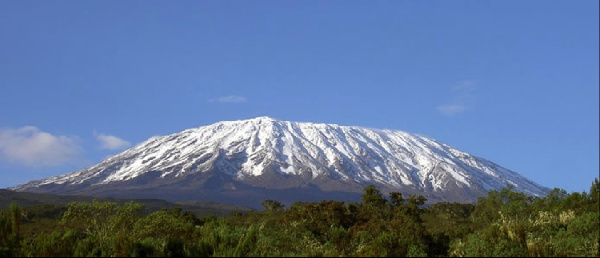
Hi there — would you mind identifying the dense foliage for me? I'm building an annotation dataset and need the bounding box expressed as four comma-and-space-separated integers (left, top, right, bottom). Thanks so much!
1, 178, 598, 257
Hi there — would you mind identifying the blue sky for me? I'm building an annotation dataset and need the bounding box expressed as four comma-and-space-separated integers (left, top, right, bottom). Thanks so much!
0, 1, 598, 193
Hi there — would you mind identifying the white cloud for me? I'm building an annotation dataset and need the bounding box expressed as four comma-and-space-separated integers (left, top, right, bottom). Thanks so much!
94, 132, 131, 150
437, 104, 466, 116
213, 95, 247, 103
437, 80, 477, 117
0, 126, 81, 167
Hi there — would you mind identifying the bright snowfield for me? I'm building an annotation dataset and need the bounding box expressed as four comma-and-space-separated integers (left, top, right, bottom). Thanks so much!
14, 117, 548, 200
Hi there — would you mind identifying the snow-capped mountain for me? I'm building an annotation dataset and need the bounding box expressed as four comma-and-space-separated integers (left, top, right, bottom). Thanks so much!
13, 117, 549, 207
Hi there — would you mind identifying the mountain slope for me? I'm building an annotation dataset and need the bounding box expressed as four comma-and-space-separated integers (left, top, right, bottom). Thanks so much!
0, 189, 252, 216
13, 117, 549, 207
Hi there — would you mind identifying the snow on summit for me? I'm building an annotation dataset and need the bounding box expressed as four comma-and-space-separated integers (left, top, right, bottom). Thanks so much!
13, 117, 549, 201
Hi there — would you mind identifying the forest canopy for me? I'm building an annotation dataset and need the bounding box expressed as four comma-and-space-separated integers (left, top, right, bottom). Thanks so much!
1, 178, 598, 257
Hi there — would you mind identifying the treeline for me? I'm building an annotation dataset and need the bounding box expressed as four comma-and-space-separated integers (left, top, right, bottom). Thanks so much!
1, 178, 598, 257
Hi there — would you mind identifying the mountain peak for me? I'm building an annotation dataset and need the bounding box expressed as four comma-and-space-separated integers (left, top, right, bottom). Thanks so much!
235, 116, 278, 123
214, 116, 281, 126
252, 116, 277, 121
13, 118, 550, 207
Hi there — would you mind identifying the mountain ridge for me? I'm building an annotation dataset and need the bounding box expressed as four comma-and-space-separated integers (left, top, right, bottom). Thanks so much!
12, 117, 549, 207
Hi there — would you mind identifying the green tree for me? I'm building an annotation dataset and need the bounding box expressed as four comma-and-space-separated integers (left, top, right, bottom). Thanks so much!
61, 201, 143, 256
389, 192, 404, 206
361, 185, 387, 207
133, 209, 195, 253
8, 204, 20, 240
589, 177, 599, 212
261, 200, 285, 212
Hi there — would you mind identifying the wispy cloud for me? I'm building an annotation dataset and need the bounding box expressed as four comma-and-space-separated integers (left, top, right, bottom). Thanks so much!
437, 80, 477, 117
210, 95, 247, 103
0, 126, 81, 167
94, 132, 131, 150
437, 104, 466, 116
